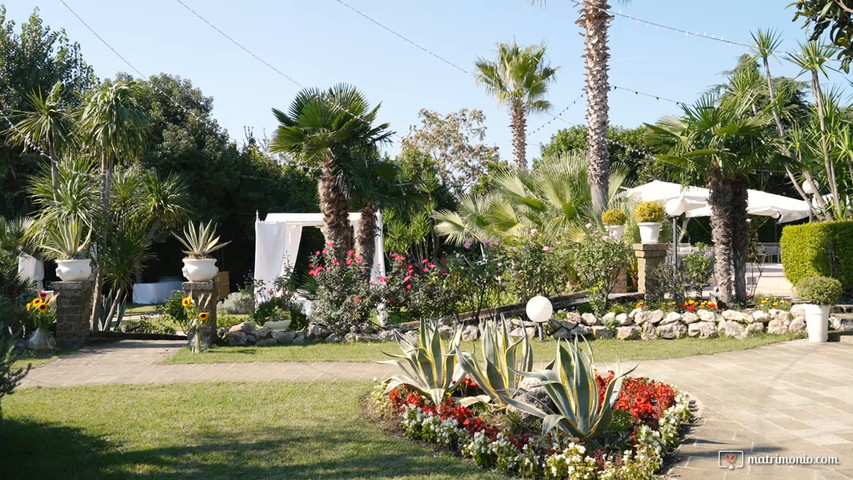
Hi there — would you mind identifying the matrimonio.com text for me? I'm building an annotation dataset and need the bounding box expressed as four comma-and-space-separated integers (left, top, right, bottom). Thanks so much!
719, 450, 841, 470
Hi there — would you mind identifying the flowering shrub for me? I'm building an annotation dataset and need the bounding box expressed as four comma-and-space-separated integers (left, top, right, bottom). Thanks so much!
308, 245, 377, 334
570, 226, 631, 315
504, 230, 573, 299
371, 372, 692, 480
380, 254, 453, 323
634, 299, 720, 314
753, 294, 791, 312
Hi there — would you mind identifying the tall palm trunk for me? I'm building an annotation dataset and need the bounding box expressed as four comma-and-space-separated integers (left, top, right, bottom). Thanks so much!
319, 156, 352, 262
90, 152, 113, 329
810, 71, 842, 214
355, 204, 378, 280
708, 173, 749, 307
578, 0, 612, 212
760, 58, 830, 220
510, 103, 528, 170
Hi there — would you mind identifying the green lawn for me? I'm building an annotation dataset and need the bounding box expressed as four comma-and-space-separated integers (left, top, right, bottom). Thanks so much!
125, 303, 159, 315
2, 382, 504, 480
164, 332, 803, 365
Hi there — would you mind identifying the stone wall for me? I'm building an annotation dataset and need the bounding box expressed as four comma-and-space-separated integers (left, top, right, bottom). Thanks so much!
51, 280, 93, 348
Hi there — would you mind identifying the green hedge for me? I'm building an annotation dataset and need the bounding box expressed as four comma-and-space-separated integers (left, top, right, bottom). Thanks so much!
780, 221, 853, 290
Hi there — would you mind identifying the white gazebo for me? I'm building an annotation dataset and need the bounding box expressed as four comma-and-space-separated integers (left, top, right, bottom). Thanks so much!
253, 212, 386, 293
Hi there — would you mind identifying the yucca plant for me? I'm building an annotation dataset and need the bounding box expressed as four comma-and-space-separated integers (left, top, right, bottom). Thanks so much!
455, 316, 532, 408
40, 218, 91, 260
502, 338, 634, 441
174, 220, 230, 258
382, 318, 464, 406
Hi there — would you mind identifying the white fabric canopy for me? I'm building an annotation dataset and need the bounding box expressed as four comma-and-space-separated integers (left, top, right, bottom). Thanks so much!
17, 253, 44, 291
253, 212, 386, 295
626, 181, 811, 223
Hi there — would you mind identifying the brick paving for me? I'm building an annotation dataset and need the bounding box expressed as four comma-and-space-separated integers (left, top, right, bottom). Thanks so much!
18, 337, 853, 479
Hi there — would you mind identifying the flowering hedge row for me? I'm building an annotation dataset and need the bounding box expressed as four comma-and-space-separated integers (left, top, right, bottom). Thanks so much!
370, 375, 692, 480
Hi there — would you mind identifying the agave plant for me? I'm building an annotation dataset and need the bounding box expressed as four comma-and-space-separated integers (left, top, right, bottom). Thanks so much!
502, 338, 635, 441
40, 218, 92, 260
382, 318, 464, 406
455, 316, 532, 408
174, 220, 230, 258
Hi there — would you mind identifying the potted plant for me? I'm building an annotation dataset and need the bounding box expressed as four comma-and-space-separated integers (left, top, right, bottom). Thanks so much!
175, 220, 230, 282
601, 209, 627, 241
796, 276, 842, 343
634, 201, 665, 243
41, 218, 92, 281
26, 292, 57, 356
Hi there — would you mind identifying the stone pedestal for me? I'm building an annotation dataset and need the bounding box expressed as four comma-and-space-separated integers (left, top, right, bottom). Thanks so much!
182, 279, 219, 348
50, 280, 94, 348
612, 266, 628, 294
633, 243, 669, 297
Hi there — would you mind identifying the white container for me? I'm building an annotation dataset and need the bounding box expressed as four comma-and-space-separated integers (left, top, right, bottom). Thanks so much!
182, 258, 218, 282
801, 304, 830, 342
604, 225, 625, 242
637, 222, 661, 244
265, 320, 292, 331
55, 259, 92, 281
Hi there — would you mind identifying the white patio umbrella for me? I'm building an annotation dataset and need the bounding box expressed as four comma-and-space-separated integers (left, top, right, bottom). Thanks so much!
682, 189, 810, 223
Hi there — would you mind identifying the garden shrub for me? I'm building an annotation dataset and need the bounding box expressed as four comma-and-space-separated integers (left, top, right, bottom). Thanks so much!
647, 253, 711, 301
308, 246, 377, 335
158, 290, 189, 333
218, 291, 253, 315
796, 276, 842, 305
503, 231, 573, 299
781, 220, 853, 289
119, 317, 177, 335
570, 226, 631, 315
1, 332, 29, 423
634, 201, 665, 223
601, 208, 627, 226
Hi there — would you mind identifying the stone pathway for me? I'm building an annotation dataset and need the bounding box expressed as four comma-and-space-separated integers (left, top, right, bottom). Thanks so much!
19, 338, 853, 479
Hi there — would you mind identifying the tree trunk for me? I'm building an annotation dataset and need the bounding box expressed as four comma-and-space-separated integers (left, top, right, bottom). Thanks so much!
578, 0, 612, 212
318, 157, 352, 262
90, 152, 112, 329
708, 173, 736, 307
355, 204, 378, 280
103, 287, 124, 332
729, 176, 749, 304
510, 103, 528, 170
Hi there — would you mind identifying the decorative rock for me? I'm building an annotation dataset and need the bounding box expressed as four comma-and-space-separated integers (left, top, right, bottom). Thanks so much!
255, 327, 271, 339
746, 323, 765, 335
552, 327, 574, 339
657, 322, 687, 339
344, 332, 358, 343
830, 316, 853, 332
514, 377, 554, 419
229, 322, 256, 335
325, 334, 342, 343
647, 310, 665, 325
769, 308, 792, 322
616, 313, 631, 326
307, 323, 330, 339
510, 327, 536, 338
462, 325, 480, 342
255, 338, 277, 347
616, 325, 641, 340
660, 312, 682, 325
722, 310, 748, 323
718, 320, 747, 339
634, 311, 649, 324
591, 325, 613, 339
697, 309, 716, 322
558, 320, 579, 330
767, 319, 788, 335
573, 325, 593, 337
640, 322, 657, 341
272, 330, 296, 345
225, 331, 249, 346
628, 308, 643, 319
688, 321, 717, 339
752, 310, 770, 323
602, 312, 616, 324
681, 312, 700, 324
438, 325, 456, 339
359, 323, 377, 334
378, 330, 397, 341
790, 304, 805, 317
565, 312, 583, 324
788, 317, 807, 333
291, 332, 307, 345
547, 318, 564, 334
582, 313, 600, 326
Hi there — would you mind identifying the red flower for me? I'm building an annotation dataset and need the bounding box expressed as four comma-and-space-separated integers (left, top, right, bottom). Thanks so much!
687, 305, 696, 312
406, 285, 412, 290
353, 296, 361, 302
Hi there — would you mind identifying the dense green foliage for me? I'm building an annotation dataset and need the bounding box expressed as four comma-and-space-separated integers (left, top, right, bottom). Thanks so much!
0, 331, 29, 422
792, 0, 853, 72
795, 276, 843, 305
781, 221, 853, 289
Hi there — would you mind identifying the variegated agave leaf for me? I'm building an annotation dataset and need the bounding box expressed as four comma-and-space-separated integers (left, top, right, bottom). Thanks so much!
456, 316, 532, 407
502, 338, 635, 440
380, 318, 464, 406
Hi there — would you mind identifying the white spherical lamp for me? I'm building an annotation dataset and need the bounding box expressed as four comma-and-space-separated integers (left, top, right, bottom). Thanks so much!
802, 179, 818, 195
526, 295, 553, 323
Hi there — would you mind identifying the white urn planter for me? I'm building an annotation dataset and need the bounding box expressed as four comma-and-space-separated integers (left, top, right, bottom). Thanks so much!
801, 304, 830, 342
182, 258, 218, 282
605, 225, 626, 242
265, 320, 292, 331
55, 259, 92, 281
637, 222, 661, 244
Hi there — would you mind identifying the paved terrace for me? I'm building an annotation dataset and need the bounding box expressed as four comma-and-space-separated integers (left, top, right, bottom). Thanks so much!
19, 337, 853, 479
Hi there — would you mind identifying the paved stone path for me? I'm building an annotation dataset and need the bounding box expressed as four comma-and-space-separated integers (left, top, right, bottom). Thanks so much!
19, 338, 853, 479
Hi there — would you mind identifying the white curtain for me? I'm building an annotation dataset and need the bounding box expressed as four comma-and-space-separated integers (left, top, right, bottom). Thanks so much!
254, 222, 289, 296
18, 253, 44, 291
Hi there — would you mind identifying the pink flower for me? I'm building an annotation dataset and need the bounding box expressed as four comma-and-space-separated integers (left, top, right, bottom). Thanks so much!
406, 284, 412, 290
440, 270, 447, 276
423, 268, 428, 272
463, 240, 473, 249
388, 297, 394, 303
542, 246, 550, 252
322, 249, 327, 254
353, 296, 361, 302
379, 276, 387, 283
315, 251, 321, 256
403, 275, 411, 283
355, 256, 362, 262
585, 223, 593, 229
602, 236, 610, 242
346, 259, 353, 265
348, 250, 354, 256
509, 246, 516, 252
332, 259, 340, 266
421, 259, 428, 264
327, 241, 334, 246
528, 228, 538, 237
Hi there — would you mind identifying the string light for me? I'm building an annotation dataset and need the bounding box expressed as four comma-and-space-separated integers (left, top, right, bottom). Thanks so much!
529, 93, 585, 137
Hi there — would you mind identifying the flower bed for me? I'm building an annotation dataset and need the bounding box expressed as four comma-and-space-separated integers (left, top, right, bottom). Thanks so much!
369, 375, 692, 479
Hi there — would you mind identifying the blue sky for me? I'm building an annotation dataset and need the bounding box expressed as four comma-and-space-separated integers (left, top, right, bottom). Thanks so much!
5, 1, 850, 159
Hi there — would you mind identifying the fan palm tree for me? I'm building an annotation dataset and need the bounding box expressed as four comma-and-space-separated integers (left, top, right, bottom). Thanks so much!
645, 91, 779, 306
5, 82, 75, 197
474, 41, 558, 170
270, 84, 392, 262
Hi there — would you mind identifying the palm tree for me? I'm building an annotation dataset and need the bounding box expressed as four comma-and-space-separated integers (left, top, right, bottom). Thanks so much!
645, 91, 778, 307
474, 41, 558, 170
270, 84, 392, 262
5, 82, 75, 197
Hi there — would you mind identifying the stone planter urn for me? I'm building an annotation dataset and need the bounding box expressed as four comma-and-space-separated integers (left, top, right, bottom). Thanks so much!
637, 223, 661, 244
55, 259, 92, 281
182, 258, 218, 282
801, 304, 830, 342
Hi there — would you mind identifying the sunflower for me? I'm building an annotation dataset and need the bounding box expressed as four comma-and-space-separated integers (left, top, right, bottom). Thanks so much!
37, 303, 48, 312
198, 312, 210, 321
182, 297, 193, 307
31, 297, 43, 306
26, 302, 32, 312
